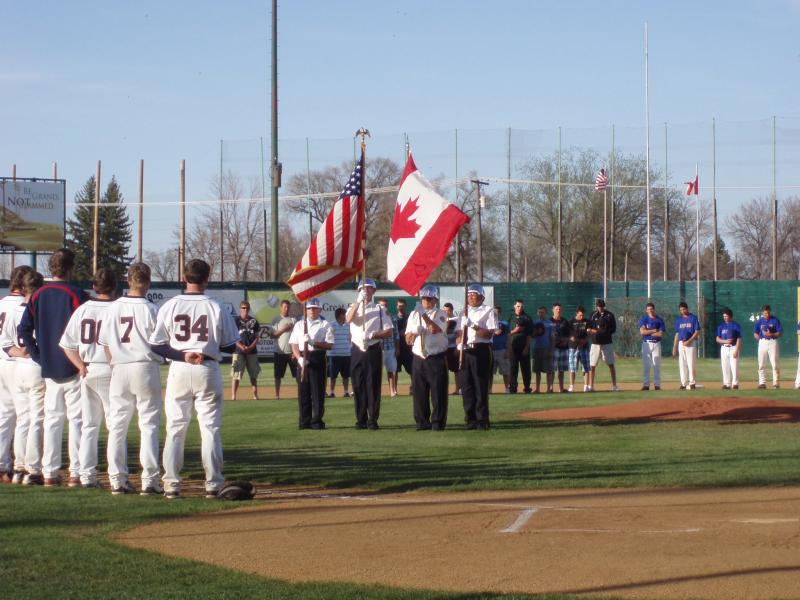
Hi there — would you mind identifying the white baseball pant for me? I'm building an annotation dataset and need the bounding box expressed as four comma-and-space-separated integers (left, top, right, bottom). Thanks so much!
0, 360, 17, 473
42, 375, 82, 480
162, 361, 224, 493
678, 342, 697, 387
641, 341, 662, 387
106, 361, 162, 489
78, 363, 111, 485
719, 345, 739, 387
795, 353, 800, 388
11, 362, 45, 475
757, 338, 780, 385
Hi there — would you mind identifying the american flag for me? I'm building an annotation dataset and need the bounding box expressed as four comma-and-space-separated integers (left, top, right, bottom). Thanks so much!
287, 151, 365, 301
595, 168, 608, 192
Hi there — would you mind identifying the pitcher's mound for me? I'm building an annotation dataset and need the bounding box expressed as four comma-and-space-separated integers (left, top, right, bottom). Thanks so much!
522, 397, 800, 423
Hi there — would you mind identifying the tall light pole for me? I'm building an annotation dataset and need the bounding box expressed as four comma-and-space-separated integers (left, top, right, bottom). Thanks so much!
471, 179, 489, 282
269, 0, 281, 281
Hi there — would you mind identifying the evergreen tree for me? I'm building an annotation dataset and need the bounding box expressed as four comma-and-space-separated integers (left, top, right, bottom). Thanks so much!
65, 176, 133, 282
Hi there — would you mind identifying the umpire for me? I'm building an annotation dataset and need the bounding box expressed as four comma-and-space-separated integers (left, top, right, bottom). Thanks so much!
346, 278, 393, 430
457, 284, 498, 430
405, 284, 449, 431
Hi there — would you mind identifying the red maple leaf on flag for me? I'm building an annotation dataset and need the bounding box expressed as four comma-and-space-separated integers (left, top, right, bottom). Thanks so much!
390, 196, 421, 243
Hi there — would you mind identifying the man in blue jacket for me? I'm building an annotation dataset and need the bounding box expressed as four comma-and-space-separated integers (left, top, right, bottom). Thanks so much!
19, 249, 89, 486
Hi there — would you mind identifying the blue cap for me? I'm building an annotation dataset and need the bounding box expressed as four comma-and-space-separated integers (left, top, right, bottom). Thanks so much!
357, 277, 377, 290
305, 298, 321, 308
467, 283, 485, 297
420, 284, 439, 299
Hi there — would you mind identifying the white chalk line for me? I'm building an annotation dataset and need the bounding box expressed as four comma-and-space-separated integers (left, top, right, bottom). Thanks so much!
500, 508, 538, 533
731, 518, 799, 524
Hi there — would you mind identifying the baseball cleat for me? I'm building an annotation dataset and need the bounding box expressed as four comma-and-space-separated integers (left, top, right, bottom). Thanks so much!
140, 485, 164, 496
205, 490, 219, 499
68, 476, 81, 488
612, 385, 620, 392
164, 490, 181, 500
44, 476, 62, 487
11, 471, 25, 484
111, 481, 136, 495
82, 481, 103, 489
757, 384, 767, 389
24, 473, 44, 486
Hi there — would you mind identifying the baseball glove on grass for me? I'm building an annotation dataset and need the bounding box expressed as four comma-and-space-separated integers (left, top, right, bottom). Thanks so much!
217, 480, 256, 501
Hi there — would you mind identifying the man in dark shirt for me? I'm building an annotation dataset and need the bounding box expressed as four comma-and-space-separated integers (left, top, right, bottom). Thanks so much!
231, 301, 261, 400
587, 299, 619, 392
548, 303, 571, 393
568, 306, 590, 392
507, 299, 533, 393
19, 248, 89, 486
395, 299, 413, 378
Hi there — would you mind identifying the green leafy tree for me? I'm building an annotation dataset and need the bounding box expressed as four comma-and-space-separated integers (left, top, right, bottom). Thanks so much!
66, 176, 133, 282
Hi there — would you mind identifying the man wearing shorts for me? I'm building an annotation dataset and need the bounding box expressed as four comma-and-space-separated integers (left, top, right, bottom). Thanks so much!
588, 299, 619, 392
270, 300, 296, 400
531, 306, 552, 394
568, 306, 590, 392
231, 301, 261, 401
327, 308, 351, 398
378, 298, 400, 397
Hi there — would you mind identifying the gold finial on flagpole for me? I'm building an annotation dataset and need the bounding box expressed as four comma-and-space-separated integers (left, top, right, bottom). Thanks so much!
355, 127, 370, 151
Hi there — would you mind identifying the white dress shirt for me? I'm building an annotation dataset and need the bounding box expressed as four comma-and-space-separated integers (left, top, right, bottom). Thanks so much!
457, 304, 498, 345
289, 318, 334, 350
349, 303, 393, 350
407, 307, 448, 357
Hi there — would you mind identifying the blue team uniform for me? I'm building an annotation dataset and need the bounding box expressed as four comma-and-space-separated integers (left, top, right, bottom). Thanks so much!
638, 315, 666, 342
716, 322, 742, 346
753, 316, 782, 339
675, 314, 701, 342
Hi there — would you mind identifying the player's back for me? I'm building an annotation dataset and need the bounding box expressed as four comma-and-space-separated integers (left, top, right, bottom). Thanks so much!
60, 299, 114, 364
0, 294, 25, 345
100, 296, 162, 365
151, 294, 239, 362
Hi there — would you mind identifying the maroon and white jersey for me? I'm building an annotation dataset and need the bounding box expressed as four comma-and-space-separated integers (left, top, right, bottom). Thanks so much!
59, 299, 114, 364
98, 296, 162, 365
149, 293, 239, 362
0, 294, 26, 363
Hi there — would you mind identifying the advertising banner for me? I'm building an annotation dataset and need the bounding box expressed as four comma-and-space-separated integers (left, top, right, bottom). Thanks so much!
0, 178, 65, 252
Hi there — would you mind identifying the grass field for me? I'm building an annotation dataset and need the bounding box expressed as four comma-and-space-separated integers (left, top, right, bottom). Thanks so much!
2, 357, 799, 599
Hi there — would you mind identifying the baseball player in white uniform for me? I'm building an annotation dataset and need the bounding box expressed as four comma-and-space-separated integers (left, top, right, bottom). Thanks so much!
149, 259, 239, 499
2, 270, 46, 484
98, 263, 164, 495
0, 266, 33, 483
59, 268, 117, 489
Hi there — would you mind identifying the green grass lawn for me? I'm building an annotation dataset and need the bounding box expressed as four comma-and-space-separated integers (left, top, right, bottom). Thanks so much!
2, 357, 799, 599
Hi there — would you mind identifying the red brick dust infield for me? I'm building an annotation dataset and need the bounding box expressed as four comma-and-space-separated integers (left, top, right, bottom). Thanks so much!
521, 396, 800, 424
117, 485, 800, 599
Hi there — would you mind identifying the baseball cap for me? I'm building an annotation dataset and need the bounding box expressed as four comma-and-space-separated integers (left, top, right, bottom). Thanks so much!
306, 298, 321, 309
467, 283, 485, 297
357, 277, 377, 290
420, 284, 439, 299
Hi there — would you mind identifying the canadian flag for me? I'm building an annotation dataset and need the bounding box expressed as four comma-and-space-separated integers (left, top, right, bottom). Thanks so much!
387, 153, 470, 295
685, 175, 699, 196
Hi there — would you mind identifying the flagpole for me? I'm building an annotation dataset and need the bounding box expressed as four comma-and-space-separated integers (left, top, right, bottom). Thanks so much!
644, 22, 652, 300
603, 188, 608, 300
695, 162, 700, 315
302, 301, 309, 383
355, 127, 370, 344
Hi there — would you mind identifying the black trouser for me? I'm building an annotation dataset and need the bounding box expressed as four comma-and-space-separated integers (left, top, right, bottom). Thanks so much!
296, 350, 326, 428
509, 348, 531, 392
350, 342, 383, 427
412, 353, 448, 429
462, 344, 492, 426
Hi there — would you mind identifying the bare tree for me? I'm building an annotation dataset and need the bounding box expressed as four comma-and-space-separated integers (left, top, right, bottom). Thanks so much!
143, 249, 178, 282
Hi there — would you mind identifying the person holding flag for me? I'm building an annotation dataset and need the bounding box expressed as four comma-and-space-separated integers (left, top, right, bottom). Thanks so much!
289, 298, 333, 430
405, 284, 449, 431
346, 279, 393, 430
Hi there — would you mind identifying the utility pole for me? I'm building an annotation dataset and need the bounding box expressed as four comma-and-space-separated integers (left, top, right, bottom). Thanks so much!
471, 179, 489, 282
269, 0, 281, 281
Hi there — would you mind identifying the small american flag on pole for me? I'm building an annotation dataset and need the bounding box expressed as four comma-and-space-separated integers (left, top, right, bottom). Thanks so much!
287, 151, 365, 301
595, 168, 608, 192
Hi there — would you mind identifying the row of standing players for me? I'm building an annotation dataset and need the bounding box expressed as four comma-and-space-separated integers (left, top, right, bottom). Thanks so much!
0, 249, 241, 498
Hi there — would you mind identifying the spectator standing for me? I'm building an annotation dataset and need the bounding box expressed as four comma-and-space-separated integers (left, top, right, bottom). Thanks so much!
507, 300, 532, 394
395, 299, 414, 379
19, 248, 89, 487
443, 302, 460, 394
531, 306, 553, 394
231, 301, 261, 401
587, 299, 619, 392
548, 303, 570, 393
716, 308, 741, 390
638, 302, 666, 391
378, 298, 400, 397
492, 306, 511, 393
270, 300, 297, 400
327, 308, 351, 398
752, 304, 782, 389
567, 306, 590, 392
672, 302, 701, 390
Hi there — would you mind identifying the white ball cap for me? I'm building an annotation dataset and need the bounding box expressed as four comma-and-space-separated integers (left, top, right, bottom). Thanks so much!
419, 284, 439, 299
467, 283, 485, 297
305, 298, 321, 309
357, 277, 377, 290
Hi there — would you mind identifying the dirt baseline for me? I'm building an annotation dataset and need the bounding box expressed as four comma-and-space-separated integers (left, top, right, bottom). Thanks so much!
521, 397, 800, 424
118, 486, 800, 599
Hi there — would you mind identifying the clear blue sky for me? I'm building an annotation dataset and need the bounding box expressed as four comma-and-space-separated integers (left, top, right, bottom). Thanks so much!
2, 0, 799, 254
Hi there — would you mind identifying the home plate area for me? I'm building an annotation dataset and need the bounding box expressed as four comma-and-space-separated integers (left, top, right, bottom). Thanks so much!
118, 486, 800, 599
